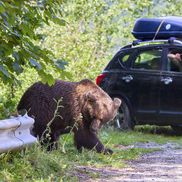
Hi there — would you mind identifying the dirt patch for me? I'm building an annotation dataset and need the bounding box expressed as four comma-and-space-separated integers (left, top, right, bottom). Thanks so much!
75, 142, 182, 182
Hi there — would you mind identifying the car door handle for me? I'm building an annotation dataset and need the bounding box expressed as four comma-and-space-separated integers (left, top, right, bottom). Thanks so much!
122, 75, 133, 82
161, 77, 173, 85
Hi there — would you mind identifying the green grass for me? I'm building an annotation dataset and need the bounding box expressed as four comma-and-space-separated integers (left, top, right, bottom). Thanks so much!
0, 125, 181, 181
106, 125, 182, 146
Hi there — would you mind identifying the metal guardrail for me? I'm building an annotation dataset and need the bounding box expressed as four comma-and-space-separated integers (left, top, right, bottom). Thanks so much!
0, 114, 37, 153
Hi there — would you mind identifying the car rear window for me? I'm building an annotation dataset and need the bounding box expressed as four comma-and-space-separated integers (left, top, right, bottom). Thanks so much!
106, 51, 132, 70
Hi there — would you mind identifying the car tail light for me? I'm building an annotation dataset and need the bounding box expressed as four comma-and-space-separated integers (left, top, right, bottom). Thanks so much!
96, 73, 106, 85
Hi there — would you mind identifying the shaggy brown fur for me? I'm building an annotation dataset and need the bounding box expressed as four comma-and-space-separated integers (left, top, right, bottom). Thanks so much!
17, 79, 121, 154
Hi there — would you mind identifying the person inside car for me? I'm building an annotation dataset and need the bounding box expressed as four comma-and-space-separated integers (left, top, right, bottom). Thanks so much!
167, 52, 182, 71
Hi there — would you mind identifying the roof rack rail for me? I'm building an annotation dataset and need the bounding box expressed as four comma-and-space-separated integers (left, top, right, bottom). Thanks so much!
132, 37, 182, 47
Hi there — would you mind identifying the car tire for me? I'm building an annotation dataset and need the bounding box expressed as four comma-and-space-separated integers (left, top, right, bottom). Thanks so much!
171, 125, 182, 135
114, 100, 134, 130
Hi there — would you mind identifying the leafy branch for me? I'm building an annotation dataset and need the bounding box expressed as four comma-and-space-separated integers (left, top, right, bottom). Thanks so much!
0, 0, 66, 85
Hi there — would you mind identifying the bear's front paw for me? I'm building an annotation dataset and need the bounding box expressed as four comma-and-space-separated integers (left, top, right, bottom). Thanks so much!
103, 148, 113, 155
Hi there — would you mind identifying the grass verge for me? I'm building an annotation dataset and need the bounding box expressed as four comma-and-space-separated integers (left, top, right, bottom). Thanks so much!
0, 125, 181, 181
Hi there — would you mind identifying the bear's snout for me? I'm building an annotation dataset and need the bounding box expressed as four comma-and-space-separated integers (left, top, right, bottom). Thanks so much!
90, 119, 101, 133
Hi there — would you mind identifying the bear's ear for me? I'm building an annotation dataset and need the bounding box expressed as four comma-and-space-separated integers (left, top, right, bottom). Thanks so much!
113, 98, 121, 109
84, 91, 97, 102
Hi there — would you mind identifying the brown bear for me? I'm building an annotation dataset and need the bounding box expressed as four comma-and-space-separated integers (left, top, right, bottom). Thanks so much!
17, 79, 121, 154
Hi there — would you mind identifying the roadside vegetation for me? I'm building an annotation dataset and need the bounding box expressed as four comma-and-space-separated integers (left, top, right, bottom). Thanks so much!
0, 0, 182, 181
0, 125, 181, 181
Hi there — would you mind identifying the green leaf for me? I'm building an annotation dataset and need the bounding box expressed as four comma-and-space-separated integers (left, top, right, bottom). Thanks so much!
29, 58, 42, 70
38, 70, 55, 86
52, 17, 66, 26
54, 59, 68, 70
47, 74, 55, 86
12, 62, 23, 74
0, 2, 5, 14
13, 51, 19, 61
0, 65, 10, 78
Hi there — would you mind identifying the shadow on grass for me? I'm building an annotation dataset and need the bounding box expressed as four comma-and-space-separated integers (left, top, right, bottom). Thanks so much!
135, 125, 180, 137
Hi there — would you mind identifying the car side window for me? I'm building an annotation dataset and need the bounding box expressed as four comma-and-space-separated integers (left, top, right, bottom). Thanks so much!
132, 48, 162, 71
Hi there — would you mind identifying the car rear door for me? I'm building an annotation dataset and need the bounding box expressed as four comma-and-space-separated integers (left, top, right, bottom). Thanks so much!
159, 46, 182, 124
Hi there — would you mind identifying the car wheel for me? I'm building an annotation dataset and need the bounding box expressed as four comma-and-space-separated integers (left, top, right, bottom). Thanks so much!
171, 125, 182, 135
114, 100, 134, 130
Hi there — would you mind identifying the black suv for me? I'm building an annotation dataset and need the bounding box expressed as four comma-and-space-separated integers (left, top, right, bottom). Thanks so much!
96, 17, 182, 133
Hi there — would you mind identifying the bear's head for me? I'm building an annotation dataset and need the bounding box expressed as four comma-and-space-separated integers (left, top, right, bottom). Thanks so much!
82, 89, 121, 133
